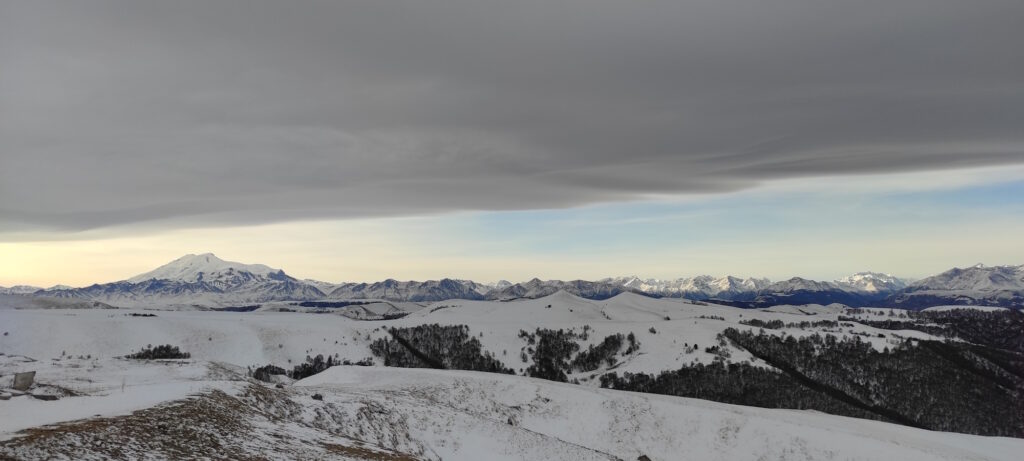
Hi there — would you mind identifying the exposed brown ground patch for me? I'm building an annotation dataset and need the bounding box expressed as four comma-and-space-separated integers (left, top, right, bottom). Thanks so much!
322, 442, 422, 460
0, 385, 421, 461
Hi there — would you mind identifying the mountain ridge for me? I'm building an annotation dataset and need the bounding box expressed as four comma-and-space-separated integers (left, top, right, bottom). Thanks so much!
22, 254, 1024, 309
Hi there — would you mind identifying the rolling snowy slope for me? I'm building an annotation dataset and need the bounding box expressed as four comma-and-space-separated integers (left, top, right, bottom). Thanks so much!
293, 366, 1023, 461
1, 292, 1020, 459
0, 291, 937, 388
2, 357, 1020, 460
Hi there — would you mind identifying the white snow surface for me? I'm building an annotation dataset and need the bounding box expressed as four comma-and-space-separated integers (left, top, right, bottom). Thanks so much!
0, 292, 1017, 459
907, 264, 1024, 292
0, 355, 241, 439
0, 291, 936, 385
291, 366, 1023, 461
127, 252, 280, 283
836, 271, 908, 293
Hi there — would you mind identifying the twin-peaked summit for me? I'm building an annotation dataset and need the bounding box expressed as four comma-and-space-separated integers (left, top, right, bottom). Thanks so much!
41, 253, 321, 307
127, 253, 285, 284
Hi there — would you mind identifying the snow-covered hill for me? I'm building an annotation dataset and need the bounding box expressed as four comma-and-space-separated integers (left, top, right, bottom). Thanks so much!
0, 291, 933, 387
0, 296, 1020, 460
296, 367, 1022, 461
5, 363, 1020, 460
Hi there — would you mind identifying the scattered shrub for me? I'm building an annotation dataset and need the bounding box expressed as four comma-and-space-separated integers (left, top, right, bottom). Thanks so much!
126, 344, 190, 360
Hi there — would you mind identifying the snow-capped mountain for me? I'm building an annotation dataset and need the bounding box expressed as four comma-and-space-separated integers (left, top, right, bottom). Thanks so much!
598, 273, 910, 308
301, 279, 341, 294
20, 254, 1023, 309
761, 277, 840, 293
486, 280, 514, 290
46, 284, 76, 291
904, 264, 1024, 292
600, 273, 899, 306
484, 278, 638, 300
0, 285, 43, 295
888, 264, 1024, 309
38, 253, 325, 307
601, 275, 771, 300
127, 253, 281, 284
745, 277, 879, 307
327, 278, 491, 302
836, 272, 908, 294
325, 277, 640, 302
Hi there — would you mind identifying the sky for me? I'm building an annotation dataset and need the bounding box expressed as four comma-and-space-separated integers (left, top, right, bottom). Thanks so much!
2, 1, 1024, 287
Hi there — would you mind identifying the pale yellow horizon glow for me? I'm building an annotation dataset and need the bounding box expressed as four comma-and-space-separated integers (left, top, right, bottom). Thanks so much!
2, 217, 1023, 288
3, 165, 1024, 288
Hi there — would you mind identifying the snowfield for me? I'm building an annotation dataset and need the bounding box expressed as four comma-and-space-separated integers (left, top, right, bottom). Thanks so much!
1, 291, 937, 381
294, 366, 1024, 461
1, 361, 1020, 460
1, 292, 1019, 459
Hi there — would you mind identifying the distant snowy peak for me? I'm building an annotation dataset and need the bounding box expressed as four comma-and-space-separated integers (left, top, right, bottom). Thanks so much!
32, 253, 321, 308
0, 285, 43, 295
601, 275, 771, 300
888, 264, 1024, 309
327, 278, 492, 302
835, 272, 907, 293
486, 278, 635, 301
761, 277, 840, 294
475, 279, 514, 291
713, 275, 773, 293
906, 264, 1024, 292
127, 253, 284, 284
303, 279, 340, 294
25, 255, 1024, 309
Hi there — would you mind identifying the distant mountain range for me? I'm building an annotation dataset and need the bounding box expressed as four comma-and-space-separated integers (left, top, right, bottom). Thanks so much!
0, 284, 73, 295
889, 264, 1024, 309
6, 253, 1022, 309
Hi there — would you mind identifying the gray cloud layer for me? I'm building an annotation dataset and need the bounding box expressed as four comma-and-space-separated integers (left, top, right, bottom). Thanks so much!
2, 0, 1023, 233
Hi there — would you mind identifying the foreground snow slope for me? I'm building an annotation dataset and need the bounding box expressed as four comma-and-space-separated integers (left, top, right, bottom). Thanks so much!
293, 366, 1023, 461
0, 355, 243, 439
6, 362, 1020, 460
